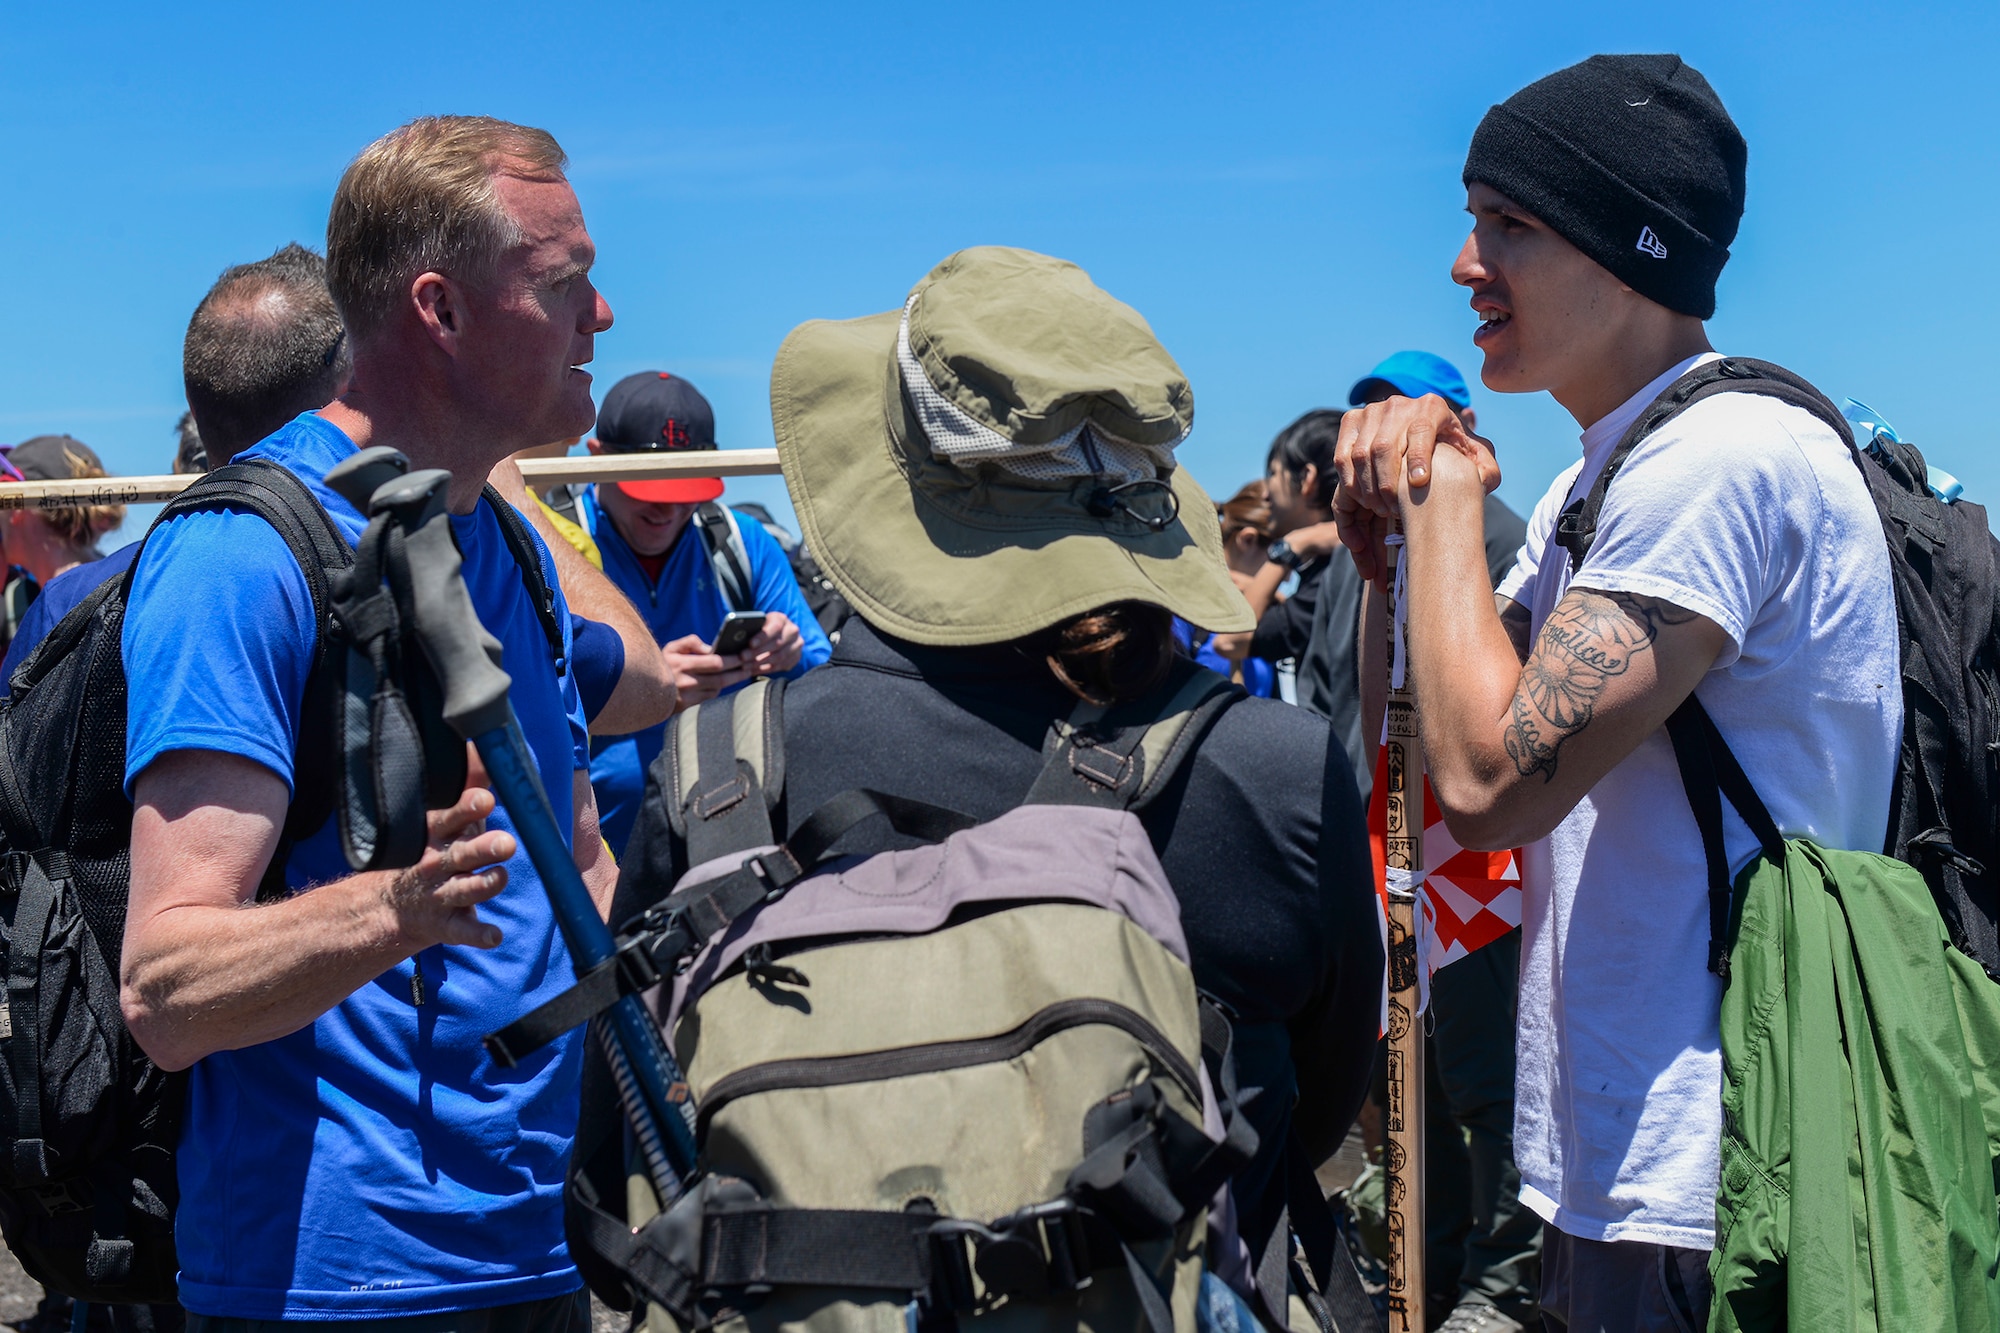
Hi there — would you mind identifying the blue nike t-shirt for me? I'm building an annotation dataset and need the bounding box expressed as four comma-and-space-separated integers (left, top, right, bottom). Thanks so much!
122, 413, 591, 1319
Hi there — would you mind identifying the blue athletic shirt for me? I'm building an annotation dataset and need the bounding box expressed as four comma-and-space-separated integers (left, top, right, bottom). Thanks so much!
121, 413, 592, 1320
581, 487, 831, 855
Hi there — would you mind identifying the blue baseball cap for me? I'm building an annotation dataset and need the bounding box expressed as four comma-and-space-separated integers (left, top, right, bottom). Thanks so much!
1348, 351, 1470, 410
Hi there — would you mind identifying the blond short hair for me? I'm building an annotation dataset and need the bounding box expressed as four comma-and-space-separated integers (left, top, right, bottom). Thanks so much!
326, 115, 567, 344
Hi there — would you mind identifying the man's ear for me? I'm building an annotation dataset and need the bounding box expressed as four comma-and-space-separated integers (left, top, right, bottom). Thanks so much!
1460, 406, 1478, 434
411, 271, 464, 352
585, 437, 605, 456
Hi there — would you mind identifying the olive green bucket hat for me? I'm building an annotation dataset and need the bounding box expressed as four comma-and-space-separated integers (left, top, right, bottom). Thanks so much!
770, 246, 1253, 647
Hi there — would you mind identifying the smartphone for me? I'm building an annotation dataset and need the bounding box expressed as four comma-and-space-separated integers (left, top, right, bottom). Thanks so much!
712, 610, 768, 656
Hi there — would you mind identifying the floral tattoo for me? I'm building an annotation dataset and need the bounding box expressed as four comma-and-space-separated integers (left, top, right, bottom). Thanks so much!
1503, 589, 1699, 781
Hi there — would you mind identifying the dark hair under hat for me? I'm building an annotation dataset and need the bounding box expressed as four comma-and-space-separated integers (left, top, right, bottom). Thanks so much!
1462, 54, 1746, 319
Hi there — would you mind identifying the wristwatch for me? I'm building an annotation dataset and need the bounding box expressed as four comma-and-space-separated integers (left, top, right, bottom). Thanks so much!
1267, 539, 1302, 570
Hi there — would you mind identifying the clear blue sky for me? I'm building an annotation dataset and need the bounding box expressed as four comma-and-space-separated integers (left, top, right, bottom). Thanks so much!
2, 1, 1993, 547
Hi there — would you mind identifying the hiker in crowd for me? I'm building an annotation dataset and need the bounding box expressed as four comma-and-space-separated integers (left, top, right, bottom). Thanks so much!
118, 115, 618, 1332
0, 434, 125, 655
572, 369, 830, 855
616, 246, 1383, 1312
1337, 353, 1536, 1331
1210, 410, 1344, 683
4, 245, 351, 672
1336, 56, 1899, 1330
26, 245, 348, 616
1175, 481, 1276, 696
183, 242, 354, 464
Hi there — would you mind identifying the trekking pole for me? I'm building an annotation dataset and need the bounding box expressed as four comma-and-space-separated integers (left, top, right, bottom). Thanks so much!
1381, 522, 1426, 1333
324, 452, 700, 1205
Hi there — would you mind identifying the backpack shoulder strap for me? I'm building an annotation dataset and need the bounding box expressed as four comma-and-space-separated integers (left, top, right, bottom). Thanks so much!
155, 459, 354, 675
1024, 659, 1246, 812
1663, 695, 1785, 982
694, 502, 755, 612
150, 461, 357, 898
669, 676, 788, 867
1555, 357, 1852, 574
482, 484, 565, 667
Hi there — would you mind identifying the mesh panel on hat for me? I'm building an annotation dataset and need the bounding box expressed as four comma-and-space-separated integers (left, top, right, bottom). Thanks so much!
895, 299, 1178, 486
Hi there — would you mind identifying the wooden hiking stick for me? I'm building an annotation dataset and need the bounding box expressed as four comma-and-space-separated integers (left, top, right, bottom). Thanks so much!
1381, 525, 1426, 1333
0, 448, 785, 509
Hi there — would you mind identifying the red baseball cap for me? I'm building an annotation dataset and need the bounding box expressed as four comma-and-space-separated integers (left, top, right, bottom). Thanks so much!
595, 371, 723, 503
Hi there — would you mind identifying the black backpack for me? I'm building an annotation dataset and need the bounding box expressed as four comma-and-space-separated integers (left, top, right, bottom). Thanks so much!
0, 458, 562, 1304
1555, 357, 2000, 979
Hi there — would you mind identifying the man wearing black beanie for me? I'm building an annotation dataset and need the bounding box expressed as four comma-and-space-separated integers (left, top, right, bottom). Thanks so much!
1332, 56, 1901, 1333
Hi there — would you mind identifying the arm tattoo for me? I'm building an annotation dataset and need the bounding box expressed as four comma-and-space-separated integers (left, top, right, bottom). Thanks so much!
1503, 589, 1699, 782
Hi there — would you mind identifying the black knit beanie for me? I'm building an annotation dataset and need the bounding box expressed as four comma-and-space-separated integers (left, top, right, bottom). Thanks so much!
1463, 55, 1747, 319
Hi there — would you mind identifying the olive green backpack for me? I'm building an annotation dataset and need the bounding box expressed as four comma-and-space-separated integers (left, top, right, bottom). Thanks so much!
566, 666, 1293, 1333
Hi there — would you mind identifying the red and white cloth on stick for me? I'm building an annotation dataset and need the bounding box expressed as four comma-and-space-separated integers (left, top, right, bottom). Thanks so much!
1367, 743, 1521, 1032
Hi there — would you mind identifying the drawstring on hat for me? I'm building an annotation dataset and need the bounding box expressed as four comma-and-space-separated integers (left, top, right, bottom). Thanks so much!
1085, 478, 1180, 531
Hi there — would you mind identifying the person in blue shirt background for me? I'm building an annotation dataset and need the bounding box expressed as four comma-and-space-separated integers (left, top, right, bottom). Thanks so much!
579, 370, 830, 854
118, 115, 619, 1332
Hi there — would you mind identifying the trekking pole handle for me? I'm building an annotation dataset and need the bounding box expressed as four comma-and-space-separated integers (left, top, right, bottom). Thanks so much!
367, 470, 515, 738
324, 446, 412, 512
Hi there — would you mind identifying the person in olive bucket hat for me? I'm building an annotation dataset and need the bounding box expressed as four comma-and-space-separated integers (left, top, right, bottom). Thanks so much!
617, 246, 1384, 1317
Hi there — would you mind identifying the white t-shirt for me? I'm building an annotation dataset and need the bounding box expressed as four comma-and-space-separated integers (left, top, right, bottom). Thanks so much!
1495, 353, 1901, 1248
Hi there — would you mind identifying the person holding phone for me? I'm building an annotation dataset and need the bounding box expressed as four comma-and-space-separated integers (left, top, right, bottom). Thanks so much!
574, 370, 831, 855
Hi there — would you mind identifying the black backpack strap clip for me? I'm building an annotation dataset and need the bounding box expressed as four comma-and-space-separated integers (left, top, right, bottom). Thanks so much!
1025, 660, 1244, 812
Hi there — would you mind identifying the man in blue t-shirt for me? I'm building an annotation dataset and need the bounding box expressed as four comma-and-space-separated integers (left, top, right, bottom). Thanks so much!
119, 116, 618, 1332
578, 371, 830, 854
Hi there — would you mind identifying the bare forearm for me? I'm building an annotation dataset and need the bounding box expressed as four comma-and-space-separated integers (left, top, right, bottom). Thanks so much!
125, 750, 514, 1072
1400, 481, 1528, 846
1239, 561, 1289, 621
122, 874, 413, 1071
573, 770, 617, 918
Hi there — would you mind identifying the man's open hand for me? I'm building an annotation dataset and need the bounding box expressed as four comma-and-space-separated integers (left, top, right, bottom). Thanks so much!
383, 782, 515, 950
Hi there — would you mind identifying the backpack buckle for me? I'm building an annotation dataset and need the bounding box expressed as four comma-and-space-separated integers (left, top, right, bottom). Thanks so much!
28, 1177, 92, 1216
929, 1200, 1093, 1306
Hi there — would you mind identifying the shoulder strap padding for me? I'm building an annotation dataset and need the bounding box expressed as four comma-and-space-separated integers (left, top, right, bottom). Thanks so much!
151, 462, 357, 879
482, 484, 565, 666
1025, 660, 1244, 812
671, 677, 785, 867
1556, 357, 1852, 574
695, 502, 755, 612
